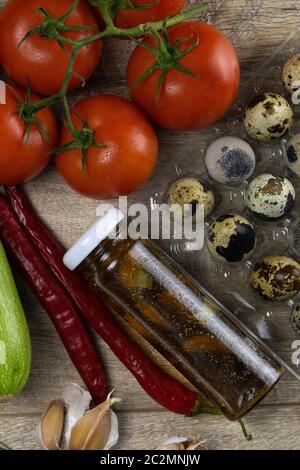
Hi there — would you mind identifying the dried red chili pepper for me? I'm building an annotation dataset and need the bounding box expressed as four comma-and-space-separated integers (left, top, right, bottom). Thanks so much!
0, 194, 108, 404
5, 185, 216, 416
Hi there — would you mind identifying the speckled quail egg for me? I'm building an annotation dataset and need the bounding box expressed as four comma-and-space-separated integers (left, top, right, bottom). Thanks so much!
205, 136, 256, 186
244, 92, 293, 142
245, 174, 295, 220
282, 54, 300, 95
286, 133, 300, 176
166, 176, 215, 219
251, 255, 300, 301
207, 214, 256, 263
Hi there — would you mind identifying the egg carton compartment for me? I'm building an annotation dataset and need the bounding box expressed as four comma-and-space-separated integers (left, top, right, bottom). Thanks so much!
141, 28, 300, 380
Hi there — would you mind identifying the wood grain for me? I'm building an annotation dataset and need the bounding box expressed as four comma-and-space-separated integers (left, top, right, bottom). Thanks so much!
1, 0, 300, 451
1, 405, 300, 450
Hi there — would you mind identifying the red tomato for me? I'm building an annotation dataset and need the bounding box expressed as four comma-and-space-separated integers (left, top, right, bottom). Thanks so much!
95, 0, 185, 30
0, 0, 101, 96
56, 95, 158, 199
0, 84, 58, 185
126, 22, 240, 131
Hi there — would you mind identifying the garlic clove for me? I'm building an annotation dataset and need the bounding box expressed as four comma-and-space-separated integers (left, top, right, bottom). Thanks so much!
69, 392, 120, 451
158, 436, 188, 450
185, 441, 207, 450
158, 437, 207, 451
159, 443, 185, 450
104, 410, 119, 451
63, 383, 92, 447
70, 405, 110, 450
38, 400, 65, 450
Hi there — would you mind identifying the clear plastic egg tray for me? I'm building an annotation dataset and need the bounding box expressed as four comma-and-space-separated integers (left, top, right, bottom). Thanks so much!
140, 28, 300, 379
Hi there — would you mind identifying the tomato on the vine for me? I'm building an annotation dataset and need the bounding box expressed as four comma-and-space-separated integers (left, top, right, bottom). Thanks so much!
95, 0, 185, 30
56, 95, 158, 199
126, 22, 240, 131
0, 0, 101, 96
0, 84, 58, 185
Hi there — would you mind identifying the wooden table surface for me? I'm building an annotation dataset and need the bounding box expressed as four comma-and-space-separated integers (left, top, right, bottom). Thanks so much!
1, 0, 300, 451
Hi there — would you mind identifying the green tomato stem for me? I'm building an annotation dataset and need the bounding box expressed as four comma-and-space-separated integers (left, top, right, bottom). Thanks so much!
60, 48, 79, 96
79, 3, 208, 45
54, 3, 208, 48
239, 419, 253, 441
23, 2, 208, 146
113, 4, 208, 38
98, 3, 114, 28
62, 95, 76, 136
30, 93, 60, 112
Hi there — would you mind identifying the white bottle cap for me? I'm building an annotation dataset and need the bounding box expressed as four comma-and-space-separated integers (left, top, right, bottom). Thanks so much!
63, 207, 124, 271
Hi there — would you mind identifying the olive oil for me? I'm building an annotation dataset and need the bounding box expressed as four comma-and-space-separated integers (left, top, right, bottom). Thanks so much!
64, 209, 283, 420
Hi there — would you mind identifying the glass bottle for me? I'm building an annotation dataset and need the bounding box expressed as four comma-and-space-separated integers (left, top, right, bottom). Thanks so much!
63, 208, 283, 420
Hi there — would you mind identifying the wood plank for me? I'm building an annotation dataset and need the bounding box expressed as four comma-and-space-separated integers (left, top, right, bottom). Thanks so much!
1, 0, 300, 451
1, 404, 300, 450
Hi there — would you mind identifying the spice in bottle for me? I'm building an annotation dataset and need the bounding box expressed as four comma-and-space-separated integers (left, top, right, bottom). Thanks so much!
63, 208, 283, 420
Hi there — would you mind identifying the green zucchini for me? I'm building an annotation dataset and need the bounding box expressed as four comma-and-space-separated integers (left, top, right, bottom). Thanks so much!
0, 241, 31, 399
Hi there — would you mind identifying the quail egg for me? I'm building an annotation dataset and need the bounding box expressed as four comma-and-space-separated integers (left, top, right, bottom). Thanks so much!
205, 136, 256, 186
244, 92, 293, 142
282, 54, 300, 95
286, 133, 300, 176
245, 174, 295, 220
166, 176, 215, 219
207, 214, 256, 263
251, 255, 300, 301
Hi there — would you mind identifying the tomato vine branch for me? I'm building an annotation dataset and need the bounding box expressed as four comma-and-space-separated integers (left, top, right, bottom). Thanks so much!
84, 3, 208, 41
19, 0, 208, 163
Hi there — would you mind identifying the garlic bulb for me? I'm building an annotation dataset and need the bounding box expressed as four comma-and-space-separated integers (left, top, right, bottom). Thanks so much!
38, 385, 120, 451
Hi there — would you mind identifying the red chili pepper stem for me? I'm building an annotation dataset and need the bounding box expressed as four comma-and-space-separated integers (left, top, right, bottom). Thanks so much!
193, 397, 220, 417
5, 185, 215, 417
0, 194, 108, 405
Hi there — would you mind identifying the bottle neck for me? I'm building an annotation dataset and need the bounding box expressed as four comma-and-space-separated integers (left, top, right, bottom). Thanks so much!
63, 207, 125, 272
78, 224, 133, 275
